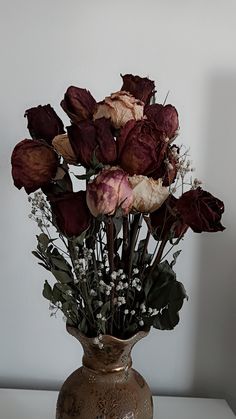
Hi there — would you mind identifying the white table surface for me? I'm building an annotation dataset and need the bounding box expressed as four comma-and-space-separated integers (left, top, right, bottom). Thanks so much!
0, 388, 235, 419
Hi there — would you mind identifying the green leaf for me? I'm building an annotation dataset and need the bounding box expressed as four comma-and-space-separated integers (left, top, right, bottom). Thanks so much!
37, 233, 50, 252
74, 229, 88, 246
170, 250, 182, 268
74, 168, 95, 180
38, 262, 50, 271
152, 281, 187, 330
144, 261, 175, 300
32, 251, 45, 261
51, 269, 73, 284
42, 280, 52, 301
51, 255, 72, 272
113, 217, 123, 236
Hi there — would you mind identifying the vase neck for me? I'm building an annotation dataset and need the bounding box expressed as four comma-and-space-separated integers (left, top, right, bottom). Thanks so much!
67, 326, 149, 373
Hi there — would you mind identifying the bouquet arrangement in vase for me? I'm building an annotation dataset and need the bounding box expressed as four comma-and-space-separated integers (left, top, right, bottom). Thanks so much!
11, 73, 225, 341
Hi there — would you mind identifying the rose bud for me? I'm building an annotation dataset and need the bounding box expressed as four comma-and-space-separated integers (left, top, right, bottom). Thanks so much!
93, 91, 144, 129
86, 167, 133, 217
129, 175, 169, 213
145, 104, 179, 139
49, 191, 91, 237
117, 119, 168, 176
24, 105, 65, 145
176, 187, 225, 233
11, 139, 58, 194
52, 133, 77, 165
67, 118, 117, 168
121, 74, 155, 105
150, 195, 188, 239
61, 86, 97, 124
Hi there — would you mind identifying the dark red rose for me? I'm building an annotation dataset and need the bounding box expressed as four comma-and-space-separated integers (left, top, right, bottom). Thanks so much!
11, 139, 58, 194
117, 119, 168, 176
154, 145, 179, 186
150, 195, 188, 240
61, 86, 97, 123
176, 187, 225, 233
121, 74, 155, 105
49, 191, 92, 237
25, 105, 65, 145
145, 104, 179, 139
67, 118, 117, 168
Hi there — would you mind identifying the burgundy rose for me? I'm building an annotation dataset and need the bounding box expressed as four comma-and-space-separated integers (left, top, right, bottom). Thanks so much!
117, 119, 168, 176
49, 191, 91, 237
121, 74, 155, 105
86, 167, 133, 217
67, 118, 117, 168
11, 139, 58, 194
150, 195, 188, 240
61, 86, 97, 123
176, 188, 225, 233
25, 105, 65, 145
145, 104, 179, 139
154, 145, 179, 186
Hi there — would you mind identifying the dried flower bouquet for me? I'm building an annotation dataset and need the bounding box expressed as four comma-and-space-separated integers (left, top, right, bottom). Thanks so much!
11, 74, 225, 341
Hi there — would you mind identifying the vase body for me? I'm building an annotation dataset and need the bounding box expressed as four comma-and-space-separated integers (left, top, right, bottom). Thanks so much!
56, 326, 153, 419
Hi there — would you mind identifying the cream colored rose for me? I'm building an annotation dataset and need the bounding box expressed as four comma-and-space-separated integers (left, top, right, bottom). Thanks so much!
52, 134, 77, 165
93, 91, 144, 129
129, 175, 169, 213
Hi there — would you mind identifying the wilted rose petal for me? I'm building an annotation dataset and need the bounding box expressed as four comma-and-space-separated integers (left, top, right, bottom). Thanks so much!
145, 104, 179, 139
67, 118, 117, 168
121, 74, 155, 105
11, 139, 58, 194
86, 167, 133, 217
52, 134, 77, 165
49, 191, 91, 237
25, 105, 65, 145
117, 119, 168, 176
94, 91, 143, 129
176, 187, 225, 233
129, 175, 169, 213
61, 86, 97, 123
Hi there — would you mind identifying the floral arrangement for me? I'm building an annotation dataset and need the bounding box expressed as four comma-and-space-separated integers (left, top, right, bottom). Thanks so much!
11, 74, 225, 342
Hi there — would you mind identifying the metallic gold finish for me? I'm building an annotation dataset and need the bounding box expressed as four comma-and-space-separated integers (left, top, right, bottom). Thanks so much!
56, 326, 153, 419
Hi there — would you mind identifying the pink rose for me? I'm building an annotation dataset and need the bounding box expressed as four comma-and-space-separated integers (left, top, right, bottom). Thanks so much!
86, 167, 133, 217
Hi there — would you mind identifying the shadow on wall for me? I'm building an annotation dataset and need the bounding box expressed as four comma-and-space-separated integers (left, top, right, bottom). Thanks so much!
191, 72, 236, 413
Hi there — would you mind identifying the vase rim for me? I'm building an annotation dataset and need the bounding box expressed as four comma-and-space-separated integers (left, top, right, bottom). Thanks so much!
66, 324, 150, 344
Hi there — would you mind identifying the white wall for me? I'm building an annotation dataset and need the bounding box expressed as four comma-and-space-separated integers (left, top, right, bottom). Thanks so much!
0, 0, 235, 413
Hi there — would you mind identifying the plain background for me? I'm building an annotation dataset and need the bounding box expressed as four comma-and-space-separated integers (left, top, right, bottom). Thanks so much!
0, 0, 235, 414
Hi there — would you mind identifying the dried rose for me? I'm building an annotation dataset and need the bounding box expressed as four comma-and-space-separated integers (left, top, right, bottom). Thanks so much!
129, 175, 169, 213
24, 105, 65, 145
86, 167, 133, 217
117, 119, 168, 176
61, 86, 97, 123
176, 188, 225, 233
11, 139, 58, 194
93, 91, 144, 129
153, 145, 179, 186
121, 74, 155, 105
150, 195, 188, 239
67, 118, 117, 168
145, 104, 179, 139
49, 191, 91, 237
52, 134, 77, 165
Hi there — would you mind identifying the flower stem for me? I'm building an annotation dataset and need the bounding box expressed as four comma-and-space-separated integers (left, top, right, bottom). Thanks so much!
127, 214, 142, 281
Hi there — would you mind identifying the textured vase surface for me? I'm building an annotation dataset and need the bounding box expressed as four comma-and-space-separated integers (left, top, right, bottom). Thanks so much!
56, 326, 153, 419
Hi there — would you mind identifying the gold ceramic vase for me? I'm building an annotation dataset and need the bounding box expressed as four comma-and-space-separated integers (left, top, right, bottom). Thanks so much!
56, 325, 153, 419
